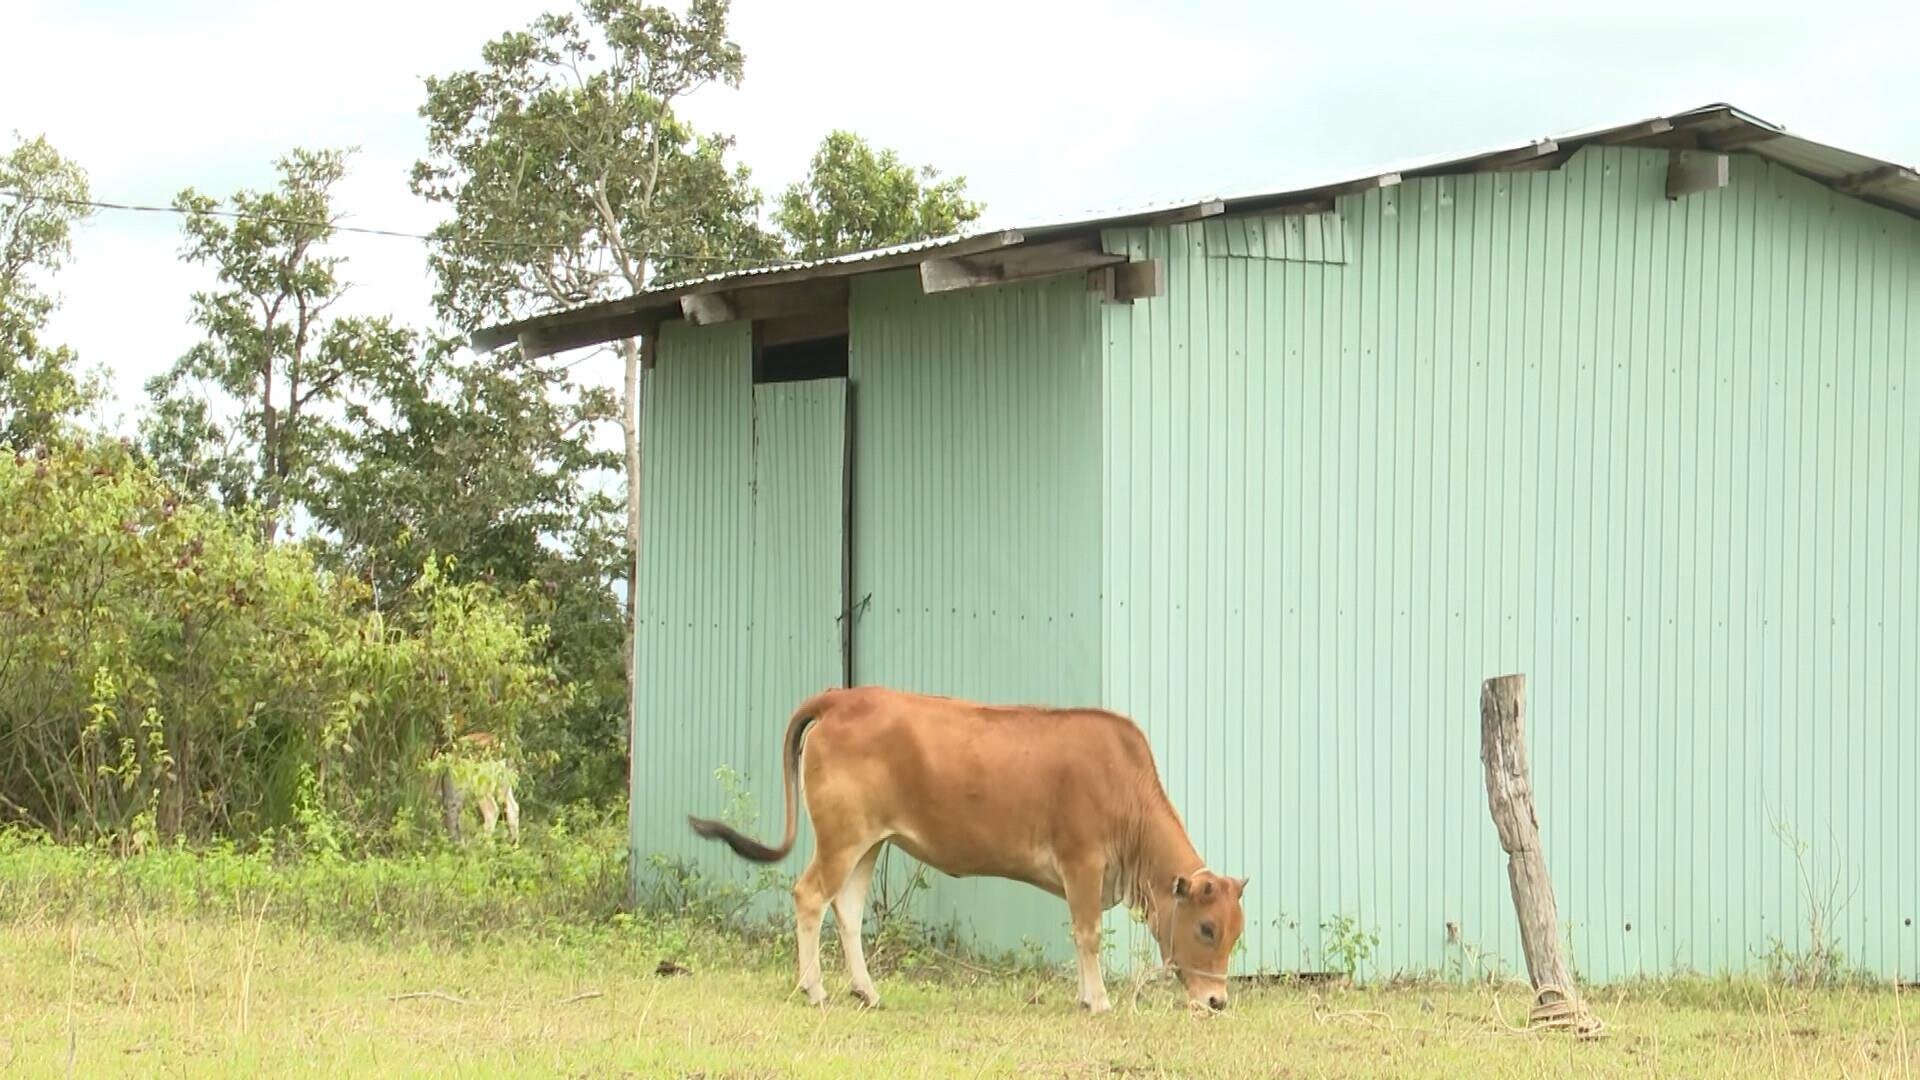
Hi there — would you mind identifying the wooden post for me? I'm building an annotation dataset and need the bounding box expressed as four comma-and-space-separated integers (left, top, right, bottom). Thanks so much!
1480, 673, 1603, 1037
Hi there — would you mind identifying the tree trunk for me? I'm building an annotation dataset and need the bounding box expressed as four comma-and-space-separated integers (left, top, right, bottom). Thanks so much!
261, 365, 280, 544
1479, 673, 1602, 1036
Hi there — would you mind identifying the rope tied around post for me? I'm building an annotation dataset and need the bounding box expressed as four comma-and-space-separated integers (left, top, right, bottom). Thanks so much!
1529, 984, 1606, 1039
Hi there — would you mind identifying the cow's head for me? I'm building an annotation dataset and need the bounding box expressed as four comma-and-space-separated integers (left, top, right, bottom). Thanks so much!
1165, 871, 1247, 1011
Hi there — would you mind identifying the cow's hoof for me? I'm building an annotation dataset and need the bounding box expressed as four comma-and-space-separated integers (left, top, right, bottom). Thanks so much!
800, 984, 828, 1008
1080, 998, 1112, 1015
850, 987, 881, 1009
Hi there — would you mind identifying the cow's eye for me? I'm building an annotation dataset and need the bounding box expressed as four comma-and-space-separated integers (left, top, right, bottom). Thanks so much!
1199, 922, 1217, 942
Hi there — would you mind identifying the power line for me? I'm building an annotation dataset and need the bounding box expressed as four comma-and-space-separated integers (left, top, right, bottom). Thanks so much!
0, 188, 776, 264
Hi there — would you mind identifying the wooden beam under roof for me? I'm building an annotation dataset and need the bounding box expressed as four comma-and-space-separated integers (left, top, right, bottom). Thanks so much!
919, 255, 1000, 292
676, 276, 851, 326
1836, 164, 1919, 198
1141, 199, 1226, 226
920, 235, 1126, 294
1597, 118, 1675, 144
1468, 140, 1563, 173
757, 305, 850, 348
469, 230, 1023, 353
1697, 124, 1783, 152
1329, 172, 1401, 195
1406, 142, 1566, 179
515, 310, 656, 360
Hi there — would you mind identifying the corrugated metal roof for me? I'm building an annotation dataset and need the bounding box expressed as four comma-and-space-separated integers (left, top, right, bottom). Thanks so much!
471, 102, 1920, 356
651, 231, 986, 292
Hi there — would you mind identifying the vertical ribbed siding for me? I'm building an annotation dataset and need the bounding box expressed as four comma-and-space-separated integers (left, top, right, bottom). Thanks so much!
745, 379, 848, 865
1100, 147, 1920, 982
630, 329, 848, 895
849, 268, 1103, 954
631, 321, 754, 878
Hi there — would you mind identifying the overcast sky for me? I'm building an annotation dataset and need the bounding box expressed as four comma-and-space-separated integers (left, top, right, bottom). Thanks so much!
5, 0, 1916, 433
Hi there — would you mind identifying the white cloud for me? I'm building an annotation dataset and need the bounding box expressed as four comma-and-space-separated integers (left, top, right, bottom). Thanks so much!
6, 0, 1915, 435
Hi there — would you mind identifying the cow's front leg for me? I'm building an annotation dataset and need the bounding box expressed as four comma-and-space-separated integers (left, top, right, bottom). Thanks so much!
1063, 863, 1111, 1014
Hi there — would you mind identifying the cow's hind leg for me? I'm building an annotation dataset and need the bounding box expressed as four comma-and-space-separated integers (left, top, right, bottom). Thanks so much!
832, 843, 884, 1007
1063, 861, 1112, 1014
793, 841, 863, 1007
476, 790, 499, 838
502, 784, 521, 845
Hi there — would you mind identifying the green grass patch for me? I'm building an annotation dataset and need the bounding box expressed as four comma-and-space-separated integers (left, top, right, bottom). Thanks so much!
2, 832, 1915, 1076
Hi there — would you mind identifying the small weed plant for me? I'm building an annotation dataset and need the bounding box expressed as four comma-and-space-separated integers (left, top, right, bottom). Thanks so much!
1320, 914, 1380, 983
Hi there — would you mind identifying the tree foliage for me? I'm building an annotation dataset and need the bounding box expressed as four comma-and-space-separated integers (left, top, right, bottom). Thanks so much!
412, 0, 777, 324
311, 341, 629, 807
314, 338, 619, 599
0, 10, 1004, 845
774, 130, 983, 260
0, 134, 99, 448
414, 0, 782, 772
143, 149, 414, 541
0, 439, 569, 847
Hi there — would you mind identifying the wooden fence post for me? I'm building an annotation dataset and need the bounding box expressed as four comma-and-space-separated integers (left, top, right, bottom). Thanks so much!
1480, 673, 1603, 1037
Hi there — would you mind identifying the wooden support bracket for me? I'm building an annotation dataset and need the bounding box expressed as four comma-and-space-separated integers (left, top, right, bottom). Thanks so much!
679, 292, 737, 326
1666, 151, 1729, 200
920, 255, 1004, 293
1095, 259, 1165, 304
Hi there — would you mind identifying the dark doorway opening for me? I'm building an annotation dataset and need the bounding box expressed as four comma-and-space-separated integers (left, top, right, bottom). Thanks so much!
755, 332, 849, 384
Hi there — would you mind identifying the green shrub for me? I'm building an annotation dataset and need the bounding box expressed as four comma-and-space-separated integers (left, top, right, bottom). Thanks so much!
0, 815, 628, 941
0, 439, 570, 847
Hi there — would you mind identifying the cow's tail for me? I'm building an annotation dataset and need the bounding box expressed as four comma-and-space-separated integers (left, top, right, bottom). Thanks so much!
686, 693, 829, 863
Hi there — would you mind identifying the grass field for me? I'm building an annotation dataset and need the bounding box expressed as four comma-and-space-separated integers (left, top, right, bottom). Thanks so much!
1, 830, 1913, 1077
3, 915, 1915, 1078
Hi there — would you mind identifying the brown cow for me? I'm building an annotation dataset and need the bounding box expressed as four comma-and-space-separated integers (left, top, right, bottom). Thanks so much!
688, 687, 1247, 1013
434, 731, 520, 845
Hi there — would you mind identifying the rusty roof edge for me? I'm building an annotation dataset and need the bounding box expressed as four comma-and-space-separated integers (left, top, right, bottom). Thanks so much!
469, 103, 1919, 355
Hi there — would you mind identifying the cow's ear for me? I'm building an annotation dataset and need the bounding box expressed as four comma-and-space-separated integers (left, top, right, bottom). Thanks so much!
1171, 875, 1192, 898
1232, 876, 1249, 898
1201, 879, 1216, 898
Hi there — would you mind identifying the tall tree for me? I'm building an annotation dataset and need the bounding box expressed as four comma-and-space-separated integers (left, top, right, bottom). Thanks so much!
315, 337, 620, 601
0, 134, 99, 448
414, 0, 778, 747
774, 130, 983, 260
312, 340, 629, 805
143, 149, 413, 541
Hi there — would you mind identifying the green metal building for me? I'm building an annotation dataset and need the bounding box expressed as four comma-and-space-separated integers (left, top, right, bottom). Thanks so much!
478, 104, 1920, 982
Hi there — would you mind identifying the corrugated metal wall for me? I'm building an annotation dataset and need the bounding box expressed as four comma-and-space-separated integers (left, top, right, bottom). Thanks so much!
745, 378, 847, 861
635, 145, 1917, 983
1099, 146, 1920, 981
848, 268, 1104, 951
631, 320, 754, 877
630, 323, 847, 887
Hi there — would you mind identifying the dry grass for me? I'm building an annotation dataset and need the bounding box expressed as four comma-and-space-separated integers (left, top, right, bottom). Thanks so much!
0, 915, 1913, 1078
